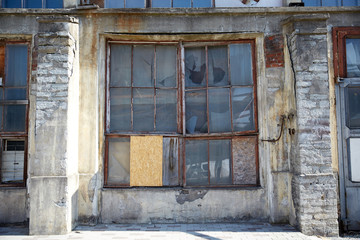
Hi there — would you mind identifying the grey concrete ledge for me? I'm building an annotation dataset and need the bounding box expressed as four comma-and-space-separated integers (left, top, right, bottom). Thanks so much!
36, 15, 78, 24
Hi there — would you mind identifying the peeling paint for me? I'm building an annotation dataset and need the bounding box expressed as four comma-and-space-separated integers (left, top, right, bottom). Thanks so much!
175, 190, 208, 204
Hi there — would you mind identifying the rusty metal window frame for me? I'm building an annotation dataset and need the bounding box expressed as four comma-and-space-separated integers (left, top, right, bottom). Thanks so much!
0, 41, 30, 188
104, 39, 259, 188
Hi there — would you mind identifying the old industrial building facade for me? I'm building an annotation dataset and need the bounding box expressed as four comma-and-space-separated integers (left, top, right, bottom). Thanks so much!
0, 0, 359, 236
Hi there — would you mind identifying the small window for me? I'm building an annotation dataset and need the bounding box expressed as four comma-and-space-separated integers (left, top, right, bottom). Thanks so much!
303, 0, 360, 6
2, 0, 63, 8
0, 42, 29, 187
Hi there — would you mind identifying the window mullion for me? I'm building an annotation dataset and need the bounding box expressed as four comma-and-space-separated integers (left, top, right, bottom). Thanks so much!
206, 46, 209, 134
131, 46, 134, 131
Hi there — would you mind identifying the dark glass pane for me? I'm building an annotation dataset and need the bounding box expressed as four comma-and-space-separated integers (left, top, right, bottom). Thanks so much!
110, 88, 131, 131
4, 105, 26, 132
110, 45, 131, 87
322, 0, 340, 6
5, 45, 28, 87
133, 45, 154, 87
46, 0, 63, 8
346, 39, 360, 77
185, 47, 206, 88
4, 0, 22, 7
209, 88, 231, 133
232, 87, 255, 132
208, 46, 228, 87
5, 140, 25, 151
173, 0, 191, 7
209, 140, 231, 185
125, 0, 145, 8
5, 88, 27, 100
152, 0, 171, 7
156, 89, 177, 132
156, 46, 177, 87
185, 90, 207, 134
185, 140, 208, 186
106, 0, 124, 7
230, 43, 253, 86
302, 0, 321, 6
25, 0, 42, 8
107, 138, 130, 185
343, 0, 360, 6
133, 88, 154, 131
193, 0, 212, 7
347, 87, 360, 128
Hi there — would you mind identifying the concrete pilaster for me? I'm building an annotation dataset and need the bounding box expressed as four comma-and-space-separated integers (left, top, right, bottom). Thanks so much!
283, 15, 339, 236
28, 16, 79, 235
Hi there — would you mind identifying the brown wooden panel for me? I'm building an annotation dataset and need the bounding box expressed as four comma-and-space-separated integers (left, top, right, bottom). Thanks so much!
162, 137, 179, 186
232, 136, 257, 185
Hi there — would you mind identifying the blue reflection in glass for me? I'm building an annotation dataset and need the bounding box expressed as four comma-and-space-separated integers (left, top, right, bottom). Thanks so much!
343, 0, 360, 6
173, 0, 191, 7
26, 0, 42, 8
4, 0, 22, 7
125, 0, 145, 8
106, 0, 124, 8
322, 0, 340, 6
303, 0, 321, 6
193, 0, 212, 7
152, 0, 171, 7
46, 0, 63, 8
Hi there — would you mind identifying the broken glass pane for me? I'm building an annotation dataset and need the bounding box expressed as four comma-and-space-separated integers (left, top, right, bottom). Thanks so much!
209, 88, 231, 133
208, 46, 228, 87
6, 45, 28, 87
185, 90, 207, 133
346, 38, 360, 77
133, 88, 154, 131
232, 136, 257, 185
106, 0, 124, 8
110, 45, 131, 87
193, 0, 212, 7
133, 45, 154, 87
26, 0, 42, 8
185, 140, 208, 186
230, 44, 253, 86
110, 88, 131, 131
4, 105, 26, 132
156, 89, 177, 132
209, 139, 231, 185
185, 47, 206, 88
152, 0, 171, 7
173, 0, 191, 7
232, 87, 255, 132
125, 0, 145, 8
5, 88, 26, 100
156, 46, 177, 87
107, 138, 130, 185
347, 87, 360, 128
1, 140, 25, 183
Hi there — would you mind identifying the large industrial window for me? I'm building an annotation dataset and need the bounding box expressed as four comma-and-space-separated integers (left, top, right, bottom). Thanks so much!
2, 0, 63, 8
105, 40, 258, 188
302, 0, 360, 6
0, 42, 29, 187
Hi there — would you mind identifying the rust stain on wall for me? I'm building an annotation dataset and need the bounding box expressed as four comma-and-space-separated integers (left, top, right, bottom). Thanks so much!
130, 136, 163, 186
116, 15, 144, 32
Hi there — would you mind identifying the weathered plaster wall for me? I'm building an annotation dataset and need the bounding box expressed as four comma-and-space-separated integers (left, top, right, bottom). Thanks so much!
0, 188, 27, 223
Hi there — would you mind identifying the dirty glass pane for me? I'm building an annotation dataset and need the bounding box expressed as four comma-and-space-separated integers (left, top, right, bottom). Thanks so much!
230, 44, 253, 86
185, 47, 206, 88
25, 0, 42, 8
106, 0, 124, 8
4, 105, 26, 132
185, 140, 208, 186
5, 88, 27, 100
209, 140, 231, 185
173, 0, 191, 7
6, 45, 28, 87
346, 39, 360, 77
302, 0, 321, 6
1, 140, 25, 183
232, 87, 255, 132
3, 0, 22, 7
133, 88, 154, 132
209, 88, 231, 133
232, 136, 257, 185
208, 46, 228, 86
343, 0, 360, 6
110, 88, 131, 132
156, 89, 177, 132
46, 0, 63, 8
110, 45, 131, 87
125, 0, 145, 8
152, 0, 171, 7
156, 46, 177, 87
107, 138, 130, 185
322, 0, 340, 6
185, 90, 207, 134
193, 0, 212, 7
133, 45, 154, 87
347, 87, 360, 128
